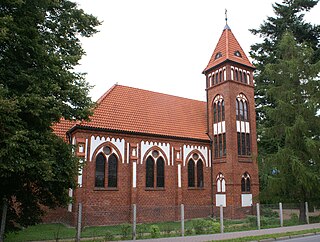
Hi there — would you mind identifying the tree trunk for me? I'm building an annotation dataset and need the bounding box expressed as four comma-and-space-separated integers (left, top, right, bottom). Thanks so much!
299, 202, 306, 223
0, 199, 8, 242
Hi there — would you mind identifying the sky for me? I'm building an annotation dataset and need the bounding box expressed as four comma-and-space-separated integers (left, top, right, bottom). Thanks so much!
74, 0, 320, 102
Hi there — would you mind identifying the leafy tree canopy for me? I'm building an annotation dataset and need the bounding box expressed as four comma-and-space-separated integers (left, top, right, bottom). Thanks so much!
0, 0, 100, 231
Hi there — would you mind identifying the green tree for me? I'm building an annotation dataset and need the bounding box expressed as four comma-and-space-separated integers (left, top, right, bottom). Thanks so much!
0, 0, 100, 232
249, 0, 320, 207
258, 32, 320, 222
250, 0, 320, 146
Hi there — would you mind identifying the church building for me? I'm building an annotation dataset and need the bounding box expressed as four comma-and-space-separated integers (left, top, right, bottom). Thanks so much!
51, 22, 259, 226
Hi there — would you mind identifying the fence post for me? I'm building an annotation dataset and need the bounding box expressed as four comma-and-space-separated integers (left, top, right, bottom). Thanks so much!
0, 199, 8, 242
219, 205, 224, 234
279, 202, 283, 227
305, 202, 309, 224
256, 203, 261, 230
76, 203, 82, 242
132, 204, 136, 240
181, 204, 184, 237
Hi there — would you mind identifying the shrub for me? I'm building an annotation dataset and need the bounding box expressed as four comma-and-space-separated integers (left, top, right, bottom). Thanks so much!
261, 207, 279, 218
192, 218, 219, 234
150, 225, 160, 238
136, 224, 147, 239
120, 223, 131, 239
104, 230, 114, 241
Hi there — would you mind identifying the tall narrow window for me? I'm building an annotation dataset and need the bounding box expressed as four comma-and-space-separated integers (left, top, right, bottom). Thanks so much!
95, 153, 105, 187
241, 173, 251, 192
236, 94, 251, 156
146, 157, 154, 188
213, 95, 226, 158
188, 159, 195, 187
243, 72, 247, 83
239, 71, 243, 82
235, 70, 239, 81
216, 173, 226, 193
197, 160, 204, 188
156, 157, 165, 187
219, 71, 222, 82
215, 72, 219, 84
108, 154, 118, 187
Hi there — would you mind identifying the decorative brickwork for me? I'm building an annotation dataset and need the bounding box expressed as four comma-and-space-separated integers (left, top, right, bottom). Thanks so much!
47, 24, 259, 226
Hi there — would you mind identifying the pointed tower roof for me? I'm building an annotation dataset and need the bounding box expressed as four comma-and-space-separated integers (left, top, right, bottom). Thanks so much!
203, 25, 254, 73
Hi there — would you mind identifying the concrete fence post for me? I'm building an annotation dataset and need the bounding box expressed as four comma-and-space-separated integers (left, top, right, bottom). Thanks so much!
279, 202, 283, 227
305, 202, 309, 224
219, 205, 224, 233
256, 203, 261, 230
132, 204, 137, 240
76, 203, 82, 242
181, 204, 185, 237
0, 199, 8, 242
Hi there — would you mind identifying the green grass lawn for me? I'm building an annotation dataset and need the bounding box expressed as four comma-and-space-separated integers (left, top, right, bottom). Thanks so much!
5, 216, 319, 241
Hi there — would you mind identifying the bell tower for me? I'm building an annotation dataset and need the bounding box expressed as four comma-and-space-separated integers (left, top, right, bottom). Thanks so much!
203, 18, 259, 217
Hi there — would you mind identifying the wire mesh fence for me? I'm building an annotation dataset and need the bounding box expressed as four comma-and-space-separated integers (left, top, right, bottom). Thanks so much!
5, 202, 319, 241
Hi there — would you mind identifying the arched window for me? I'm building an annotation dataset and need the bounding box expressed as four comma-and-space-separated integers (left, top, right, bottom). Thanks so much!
241, 173, 251, 192
236, 94, 251, 156
215, 72, 219, 84
146, 151, 165, 188
197, 160, 204, 188
95, 146, 119, 188
235, 69, 239, 81
146, 156, 154, 188
219, 71, 222, 82
108, 154, 118, 187
95, 153, 105, 187
239, 71, 243, 82
243, 72, 247, 83
216, 173, 226, 193
213, 95, 226, 158
156, 157, 165, 187
211, 73, 215, 86
188, 159, 195, 187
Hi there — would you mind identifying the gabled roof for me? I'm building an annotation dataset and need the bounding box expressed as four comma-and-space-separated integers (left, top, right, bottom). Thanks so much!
203, 25, 254, 73
53, 85, 209, 141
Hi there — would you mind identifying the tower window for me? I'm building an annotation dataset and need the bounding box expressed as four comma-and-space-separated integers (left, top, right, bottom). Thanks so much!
216, 173, 226, 193
213, 95, 226, 158
188, 159, 195, 187
215, 52, 222, 59
241, 173, 251, 192
236, 94, 251, 156
234, 50, 242, 57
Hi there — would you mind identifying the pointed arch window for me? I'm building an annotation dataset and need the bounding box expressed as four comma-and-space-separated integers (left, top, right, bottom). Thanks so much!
188, 157, 204, 188
108, 154, 118, 188
241, 173, 251, 192
216, 173, 226, 193
188, 159, 195, 187
95, 145, 119, 188
146, 151, 165, 188
236, 94, 251, 156
213, 95, 226, 158
156, 157, 165, 187
95, 153, 105, 187
146, 157, 155, 188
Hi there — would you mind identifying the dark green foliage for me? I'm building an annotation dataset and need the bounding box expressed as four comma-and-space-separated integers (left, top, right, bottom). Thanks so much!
192, 218, 220, 234
104, 230, 114, 241
256, 31, 320, 221
150, 225, 160, 238
0, 0, 100, 232
250, 1, 320, 216
120, 223, 131, 239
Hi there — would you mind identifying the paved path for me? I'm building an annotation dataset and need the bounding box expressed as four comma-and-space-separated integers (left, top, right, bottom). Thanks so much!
122, 223, 320, 242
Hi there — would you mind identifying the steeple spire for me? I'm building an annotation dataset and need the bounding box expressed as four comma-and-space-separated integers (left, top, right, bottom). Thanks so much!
224, 9, 230, 30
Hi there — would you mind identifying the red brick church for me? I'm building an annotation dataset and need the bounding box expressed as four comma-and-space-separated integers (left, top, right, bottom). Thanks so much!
51, 23, 259, 226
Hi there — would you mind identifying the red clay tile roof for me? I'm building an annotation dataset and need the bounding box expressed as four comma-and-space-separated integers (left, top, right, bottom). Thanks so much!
52, 119, 76, 141
78, 85, 209, 140
203, 25, 254, 73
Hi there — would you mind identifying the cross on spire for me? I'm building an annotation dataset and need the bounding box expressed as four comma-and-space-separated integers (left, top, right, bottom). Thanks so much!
225, 9, 228, 25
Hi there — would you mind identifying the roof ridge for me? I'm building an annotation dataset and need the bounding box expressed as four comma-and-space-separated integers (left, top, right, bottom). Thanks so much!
113, 84, 206, 103
96, 84, 118, 104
